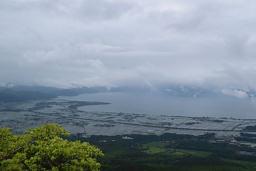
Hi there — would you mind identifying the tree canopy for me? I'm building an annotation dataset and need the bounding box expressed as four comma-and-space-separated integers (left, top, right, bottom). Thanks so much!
0, 124, 103, 171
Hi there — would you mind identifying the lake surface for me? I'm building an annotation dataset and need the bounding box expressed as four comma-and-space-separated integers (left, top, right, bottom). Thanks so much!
60, 92, 256, 119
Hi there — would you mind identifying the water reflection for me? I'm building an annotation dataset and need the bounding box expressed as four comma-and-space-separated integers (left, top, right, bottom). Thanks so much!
60, 92, 256, 119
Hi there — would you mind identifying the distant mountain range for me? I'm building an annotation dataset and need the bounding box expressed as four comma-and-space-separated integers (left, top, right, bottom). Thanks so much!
0, 84, 254, 102
161, 85, 256, 99
0, 85, 107, 102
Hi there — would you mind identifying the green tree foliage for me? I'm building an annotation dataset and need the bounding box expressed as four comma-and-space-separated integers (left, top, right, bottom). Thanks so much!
0, 124, 103, 171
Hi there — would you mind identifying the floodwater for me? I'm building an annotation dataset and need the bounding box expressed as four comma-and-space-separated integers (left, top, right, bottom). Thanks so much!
60, 92, 256, 119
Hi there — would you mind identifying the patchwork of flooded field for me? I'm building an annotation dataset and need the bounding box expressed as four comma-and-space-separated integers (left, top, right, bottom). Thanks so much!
1, 99, 256, 139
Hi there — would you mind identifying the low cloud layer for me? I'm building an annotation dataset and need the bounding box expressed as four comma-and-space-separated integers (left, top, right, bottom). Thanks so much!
1, 0, 256, 89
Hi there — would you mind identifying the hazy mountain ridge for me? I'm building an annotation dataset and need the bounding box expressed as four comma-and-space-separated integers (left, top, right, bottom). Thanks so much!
0, 85, 108, 102
0, 84, 255, 102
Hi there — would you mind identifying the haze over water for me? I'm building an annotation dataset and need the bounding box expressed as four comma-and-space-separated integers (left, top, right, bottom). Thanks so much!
62, 92, 256, 119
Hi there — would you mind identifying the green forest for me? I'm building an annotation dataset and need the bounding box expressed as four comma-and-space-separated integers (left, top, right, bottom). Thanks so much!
1, 124, 256, 170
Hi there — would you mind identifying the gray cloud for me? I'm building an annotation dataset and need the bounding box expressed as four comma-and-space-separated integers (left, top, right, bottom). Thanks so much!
1, 0, 256, 89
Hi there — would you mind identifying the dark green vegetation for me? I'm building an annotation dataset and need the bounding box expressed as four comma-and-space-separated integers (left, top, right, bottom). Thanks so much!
1, 123, 256, 170
244, 125, 256, 132
0, 124, 103, 171
72, 133, 256, 171
235, 133, 256, 143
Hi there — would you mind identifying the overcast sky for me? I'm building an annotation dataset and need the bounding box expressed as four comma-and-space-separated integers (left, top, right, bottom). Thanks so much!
1, 0, 256, 89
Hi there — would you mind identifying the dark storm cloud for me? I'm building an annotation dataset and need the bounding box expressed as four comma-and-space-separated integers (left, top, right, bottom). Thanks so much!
1, 0, 256, 90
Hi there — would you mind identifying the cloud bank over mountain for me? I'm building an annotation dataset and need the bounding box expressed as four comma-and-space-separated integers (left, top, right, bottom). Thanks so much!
1, 0, 256, 89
